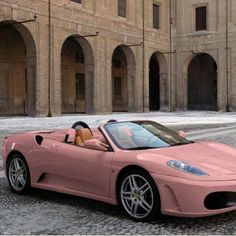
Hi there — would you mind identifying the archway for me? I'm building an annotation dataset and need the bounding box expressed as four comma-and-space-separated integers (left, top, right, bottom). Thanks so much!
148, 52, 168, 111
0, 21, 36, 116
112, 45, 135, 112
61, 36, 94, 114
149, 54, 160, 111
188, 53, 217, 110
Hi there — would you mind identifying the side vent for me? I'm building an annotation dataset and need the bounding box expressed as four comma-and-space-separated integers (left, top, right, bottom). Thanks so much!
37, 173, 46, 183
35, 135, 43, 145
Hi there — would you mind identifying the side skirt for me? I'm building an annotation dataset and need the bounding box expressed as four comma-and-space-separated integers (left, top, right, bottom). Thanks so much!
31, 183, 118, 205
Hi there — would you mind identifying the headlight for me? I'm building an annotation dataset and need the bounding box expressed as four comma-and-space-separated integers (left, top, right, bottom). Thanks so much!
167, 160, 208, 176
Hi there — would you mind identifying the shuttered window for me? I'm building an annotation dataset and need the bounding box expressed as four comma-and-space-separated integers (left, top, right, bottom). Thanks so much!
153, 4, 160, 29
71, 0, 81, 4
118, 0, 126, 17
196, 6, 207, 31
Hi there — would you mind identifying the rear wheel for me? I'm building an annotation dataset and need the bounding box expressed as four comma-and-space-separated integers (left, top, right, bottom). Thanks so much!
118, 169, 160, 221
7, 154, 31, 194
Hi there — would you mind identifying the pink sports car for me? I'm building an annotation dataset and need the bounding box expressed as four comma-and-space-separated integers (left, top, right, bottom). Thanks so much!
2, 120, 236, 221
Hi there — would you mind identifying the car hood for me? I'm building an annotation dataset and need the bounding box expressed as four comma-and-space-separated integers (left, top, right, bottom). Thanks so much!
136, 141, 236, 180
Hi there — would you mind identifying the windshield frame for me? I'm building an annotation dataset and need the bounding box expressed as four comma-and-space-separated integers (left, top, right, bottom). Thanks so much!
103, 120, 193, 151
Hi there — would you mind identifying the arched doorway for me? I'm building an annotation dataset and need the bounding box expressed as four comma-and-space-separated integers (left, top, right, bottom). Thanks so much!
148, 52, 168, 111
112, 45, 135, 112
0, 21, 36, 116
188, 53, 217, 110
149, 54, 160, 111
61, 36, 94, 114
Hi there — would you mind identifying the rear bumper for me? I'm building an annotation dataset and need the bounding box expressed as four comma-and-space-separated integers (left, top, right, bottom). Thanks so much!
152, 173, 236, 217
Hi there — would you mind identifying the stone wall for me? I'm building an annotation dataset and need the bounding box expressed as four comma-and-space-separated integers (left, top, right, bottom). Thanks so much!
0, 0, 170, 116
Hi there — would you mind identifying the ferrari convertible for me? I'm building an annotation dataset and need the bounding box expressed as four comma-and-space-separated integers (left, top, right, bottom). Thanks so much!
2, 120, 236, 221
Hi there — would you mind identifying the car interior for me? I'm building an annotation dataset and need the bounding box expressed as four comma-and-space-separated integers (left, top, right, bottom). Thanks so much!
36, 121, 110, 151
73, 127, 108, 149
74, 128, 93, 145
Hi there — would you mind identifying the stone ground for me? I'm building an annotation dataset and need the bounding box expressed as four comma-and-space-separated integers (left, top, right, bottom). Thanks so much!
1, 111, 236, 234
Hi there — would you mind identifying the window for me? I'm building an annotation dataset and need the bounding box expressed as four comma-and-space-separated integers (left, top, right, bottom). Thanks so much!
118, 0, 126, 17
76, 73, 85, 100
114, 77, 122, 100
196, 6, 207, 31
153, 4, 160, 29
71, 0, 81, 3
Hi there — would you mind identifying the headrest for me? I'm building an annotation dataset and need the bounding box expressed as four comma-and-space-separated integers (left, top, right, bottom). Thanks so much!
78, 128, 93, 142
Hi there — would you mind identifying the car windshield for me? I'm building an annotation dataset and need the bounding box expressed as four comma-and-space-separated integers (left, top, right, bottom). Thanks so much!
104, 121, 192, 150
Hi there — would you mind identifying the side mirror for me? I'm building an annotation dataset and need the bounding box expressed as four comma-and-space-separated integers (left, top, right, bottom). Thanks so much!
84, 139, 109, 151
178, 130, 186, 138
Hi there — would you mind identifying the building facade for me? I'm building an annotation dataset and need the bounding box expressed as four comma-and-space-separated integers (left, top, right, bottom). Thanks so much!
0, 0, 170, 116
0, 0, 234, 117
171, 0, 235, 112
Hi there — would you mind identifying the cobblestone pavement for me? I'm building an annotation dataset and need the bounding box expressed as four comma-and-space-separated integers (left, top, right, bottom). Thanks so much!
1, 113, 236, 234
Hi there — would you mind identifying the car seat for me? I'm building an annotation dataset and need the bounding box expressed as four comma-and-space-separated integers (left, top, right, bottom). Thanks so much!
75, 128, 93, 145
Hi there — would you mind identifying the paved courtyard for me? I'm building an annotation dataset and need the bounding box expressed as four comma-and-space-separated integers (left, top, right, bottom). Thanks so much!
1, 111, 236, 234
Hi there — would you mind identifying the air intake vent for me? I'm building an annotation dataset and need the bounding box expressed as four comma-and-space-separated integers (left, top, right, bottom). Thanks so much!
204, 192, 236, 210
35, 135, 43, 145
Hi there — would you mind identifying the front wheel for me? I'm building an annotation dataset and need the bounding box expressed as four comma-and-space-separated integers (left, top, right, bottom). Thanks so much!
7, 154, 31, 194
118, 169, 160, 221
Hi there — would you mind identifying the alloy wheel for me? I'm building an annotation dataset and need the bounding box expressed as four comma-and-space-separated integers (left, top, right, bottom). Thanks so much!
8, 157, 27, 191
120, 174, 154, 219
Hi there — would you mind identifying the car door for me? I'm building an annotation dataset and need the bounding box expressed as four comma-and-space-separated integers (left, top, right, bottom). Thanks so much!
38, 139, 114, 197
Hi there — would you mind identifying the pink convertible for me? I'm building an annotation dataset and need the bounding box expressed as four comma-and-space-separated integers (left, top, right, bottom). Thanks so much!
2, 120, 236, 221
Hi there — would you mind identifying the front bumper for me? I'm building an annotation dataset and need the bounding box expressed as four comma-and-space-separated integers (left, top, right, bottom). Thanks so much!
152, 173, 236, 217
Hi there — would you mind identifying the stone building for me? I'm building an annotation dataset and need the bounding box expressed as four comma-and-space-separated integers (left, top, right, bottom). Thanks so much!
171, 0, 234, 112
0, 0, 170, 116
0, 0, 234, 117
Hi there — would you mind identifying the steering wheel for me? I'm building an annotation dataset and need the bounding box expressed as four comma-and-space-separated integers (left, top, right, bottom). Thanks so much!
71, 121, 92, 133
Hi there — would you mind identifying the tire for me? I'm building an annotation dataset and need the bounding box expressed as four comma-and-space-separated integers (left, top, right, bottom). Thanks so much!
118, 169, 160, 222
7, 154, 31, 194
